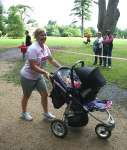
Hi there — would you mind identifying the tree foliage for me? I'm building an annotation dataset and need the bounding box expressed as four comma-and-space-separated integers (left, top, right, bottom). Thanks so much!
84, 27, 94, 37
5, 4, 35, 38
114, 27, 127, 39
71, 0, 92, 37
7, 6, 24, 38
45, 20, 81, 37
1, 1, 126, 38
16, 4, 33, 22
45, 20, 60, 36
0, 1, 4, 35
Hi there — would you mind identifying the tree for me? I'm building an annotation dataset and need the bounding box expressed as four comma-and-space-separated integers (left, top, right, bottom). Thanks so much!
16, 4, 33, 26
95, 0, 120, 34
0, 1, 4, 35
14, 4, 36, 30
60, 25, 81, 37
46, 20, 60, 36
84, 27, 93, 37
7, 6, 24, 38
71, 0, 92, 37
114, 27, 127, 39
26, 19, 38, 28
14, 4, 38, 31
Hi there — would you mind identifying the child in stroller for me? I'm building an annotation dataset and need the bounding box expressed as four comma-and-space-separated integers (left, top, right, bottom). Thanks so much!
50, 60, 115, 139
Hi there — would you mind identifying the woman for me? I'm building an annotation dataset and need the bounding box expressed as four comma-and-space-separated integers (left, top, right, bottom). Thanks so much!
93, 32, 103, 66
102, 30, 113, 68
20, 28, 61, 121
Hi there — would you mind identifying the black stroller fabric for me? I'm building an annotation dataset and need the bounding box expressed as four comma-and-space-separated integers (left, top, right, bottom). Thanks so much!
50, 67, 71, 109
74, 67, 106, 103
67, 98, 89, 127
50, 66, 106, 108
67, 111, 88, 127
50, 84, 66, 109
74, 66, 106, 88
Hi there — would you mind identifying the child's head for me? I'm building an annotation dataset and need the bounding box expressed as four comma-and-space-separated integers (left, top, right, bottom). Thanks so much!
22, 42, 25, 45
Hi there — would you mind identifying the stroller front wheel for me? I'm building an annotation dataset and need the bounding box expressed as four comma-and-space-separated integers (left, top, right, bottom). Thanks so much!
51, 119, 68, 138
95, 124, 111, 139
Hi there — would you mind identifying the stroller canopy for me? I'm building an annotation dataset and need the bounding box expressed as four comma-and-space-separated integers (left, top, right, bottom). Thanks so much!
74, 67, 106, 88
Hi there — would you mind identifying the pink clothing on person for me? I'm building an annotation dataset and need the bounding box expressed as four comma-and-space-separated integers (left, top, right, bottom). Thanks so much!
20, 42, 52, 80
103, 35, 113, 44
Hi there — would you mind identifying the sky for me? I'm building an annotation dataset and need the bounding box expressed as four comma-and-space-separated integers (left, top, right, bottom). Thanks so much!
1, 0, 127, 30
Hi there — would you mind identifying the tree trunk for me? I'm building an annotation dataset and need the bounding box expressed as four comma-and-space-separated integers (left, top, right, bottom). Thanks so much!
81, 15, 84, 37
97, 0, 106, 32
97, 0, 120, 34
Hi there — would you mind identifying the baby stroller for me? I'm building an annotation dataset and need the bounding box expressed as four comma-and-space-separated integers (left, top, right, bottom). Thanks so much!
50, 60, 115, 139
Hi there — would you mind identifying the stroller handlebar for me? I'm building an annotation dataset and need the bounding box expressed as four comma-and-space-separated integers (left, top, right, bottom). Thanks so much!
71, 60, 85, 69
50, 60, 84, 76
50, 60, 85, 87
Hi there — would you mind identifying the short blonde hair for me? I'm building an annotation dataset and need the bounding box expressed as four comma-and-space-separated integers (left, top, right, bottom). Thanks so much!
34, 28, 46, 40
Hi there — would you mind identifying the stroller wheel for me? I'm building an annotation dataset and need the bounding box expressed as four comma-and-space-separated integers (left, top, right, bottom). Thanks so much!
95, 124, 111, 139
51, 119, 68, 138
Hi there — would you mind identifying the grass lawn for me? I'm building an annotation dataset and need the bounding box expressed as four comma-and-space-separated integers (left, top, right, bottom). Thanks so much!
0, 37, 127, 89
0, 38, 23, 51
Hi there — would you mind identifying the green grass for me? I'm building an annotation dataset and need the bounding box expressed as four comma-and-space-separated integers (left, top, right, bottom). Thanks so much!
0, 37, 127, 89
0, 38, 23, 52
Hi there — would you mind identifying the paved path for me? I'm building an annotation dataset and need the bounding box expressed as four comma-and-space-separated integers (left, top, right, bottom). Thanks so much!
0, 48, 21, 61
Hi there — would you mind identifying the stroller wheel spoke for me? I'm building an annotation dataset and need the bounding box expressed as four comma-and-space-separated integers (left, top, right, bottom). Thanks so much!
95, 124, 111, 139
51, 119, 68, 138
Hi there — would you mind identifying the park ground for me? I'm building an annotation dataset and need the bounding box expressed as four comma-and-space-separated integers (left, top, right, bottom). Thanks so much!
0, 49, 127, 150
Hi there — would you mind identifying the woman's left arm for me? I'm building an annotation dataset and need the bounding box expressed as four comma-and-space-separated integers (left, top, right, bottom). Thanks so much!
48, 56, 62, 68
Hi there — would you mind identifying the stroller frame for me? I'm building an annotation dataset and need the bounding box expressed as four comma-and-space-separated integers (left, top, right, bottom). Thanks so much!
50, 60, 115, 139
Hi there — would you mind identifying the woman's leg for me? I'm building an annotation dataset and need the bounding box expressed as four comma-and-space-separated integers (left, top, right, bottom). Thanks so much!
21, 93, 33, 121
93, 51, 98, 65
98, 48, 102, 65
103, 46, 108, 67
21, 93, 31, 112
20, 76, 35, 115
39, 90, 48, 113
37, 78, 56, 120
107, 47, 112, 67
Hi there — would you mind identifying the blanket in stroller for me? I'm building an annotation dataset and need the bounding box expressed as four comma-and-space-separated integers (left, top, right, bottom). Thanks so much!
86, 99, 112, 111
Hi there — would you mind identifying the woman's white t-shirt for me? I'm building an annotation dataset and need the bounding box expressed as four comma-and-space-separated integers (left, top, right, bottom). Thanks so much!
20, 42, 52, 80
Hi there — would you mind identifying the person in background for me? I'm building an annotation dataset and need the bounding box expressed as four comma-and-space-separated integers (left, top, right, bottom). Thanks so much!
18, 42, 27, 61
93, 32, 103, 66
85, 34, 91, 44
20, 28, 61, 121
83, 34, 91, 45
102, 30, 113, 68
25, 30, 32, 47
86, 34, 91, 44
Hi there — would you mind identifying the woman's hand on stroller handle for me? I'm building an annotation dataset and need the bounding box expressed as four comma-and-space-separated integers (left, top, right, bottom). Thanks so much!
43, 71, 51, 80
49, 72, 54, 82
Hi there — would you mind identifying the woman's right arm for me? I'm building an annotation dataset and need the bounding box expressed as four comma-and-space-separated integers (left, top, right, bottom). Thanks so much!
29, 60, 50, 79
